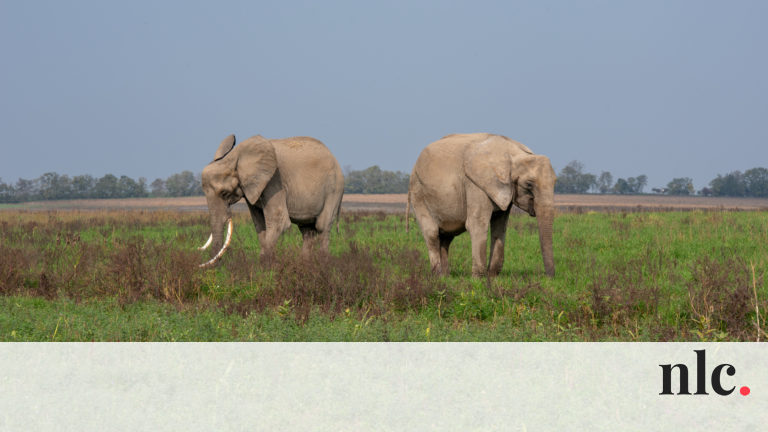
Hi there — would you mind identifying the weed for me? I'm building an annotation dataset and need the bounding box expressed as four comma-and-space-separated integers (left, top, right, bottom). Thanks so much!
686, 256, 760, 340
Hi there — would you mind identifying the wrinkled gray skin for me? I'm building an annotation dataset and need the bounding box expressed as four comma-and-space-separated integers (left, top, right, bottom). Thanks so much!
201, 134, 344, 265
407, 133, 556, 277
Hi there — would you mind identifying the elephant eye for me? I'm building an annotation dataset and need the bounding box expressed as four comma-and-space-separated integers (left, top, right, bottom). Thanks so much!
525, 181, 534, 190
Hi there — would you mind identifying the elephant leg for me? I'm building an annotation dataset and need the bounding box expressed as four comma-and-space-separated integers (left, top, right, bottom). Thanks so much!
488, 209, 510, 276
256, 231, 270, 258
299, 225, 319, 258
466, 213, 491, 278
438, 233, 454, 275
260, 191, 292, 260
313, 199, 341, 254
248, 204, 266, 232
317, 229, 331, 254
247, 204, 271, 260
412, 208, 442, 274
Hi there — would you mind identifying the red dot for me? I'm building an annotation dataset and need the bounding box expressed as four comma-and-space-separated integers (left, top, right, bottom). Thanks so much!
740, 386, 750, 396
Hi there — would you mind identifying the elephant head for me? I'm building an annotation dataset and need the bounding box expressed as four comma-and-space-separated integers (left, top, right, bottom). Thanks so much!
464, 140, 557, 276
198, 134, 278, 267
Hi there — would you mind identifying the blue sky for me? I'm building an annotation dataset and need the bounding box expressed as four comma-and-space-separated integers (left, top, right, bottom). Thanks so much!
1, 1, 766, 190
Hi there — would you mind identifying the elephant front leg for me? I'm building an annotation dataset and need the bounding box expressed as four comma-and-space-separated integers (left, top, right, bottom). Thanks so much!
259, 192, 292, 264
488, 209, 510, 276
257, 230, 274, 263
466, 218, 490, 278
248, 204, 273, 263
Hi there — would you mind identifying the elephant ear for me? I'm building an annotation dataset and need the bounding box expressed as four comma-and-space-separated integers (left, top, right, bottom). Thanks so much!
509, 154, 538, 181
464, 145, 514, 210
237, 136, 278, 204
509, 154, 553, 184
213, 134, 237, 161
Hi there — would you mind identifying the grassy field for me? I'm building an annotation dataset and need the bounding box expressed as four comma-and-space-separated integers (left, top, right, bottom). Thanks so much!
1, 208, 766, 341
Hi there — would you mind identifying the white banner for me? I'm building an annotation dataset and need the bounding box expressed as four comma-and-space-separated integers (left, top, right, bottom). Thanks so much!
0, 343, 765, 431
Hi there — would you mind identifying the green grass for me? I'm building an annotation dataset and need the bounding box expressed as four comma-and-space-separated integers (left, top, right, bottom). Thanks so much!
1, 209, 766, 341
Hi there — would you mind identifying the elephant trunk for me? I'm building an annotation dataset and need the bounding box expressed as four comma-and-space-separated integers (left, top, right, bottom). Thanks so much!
199, 195, 233, 268
199, 219, 233, 268
535, 203, 555, 277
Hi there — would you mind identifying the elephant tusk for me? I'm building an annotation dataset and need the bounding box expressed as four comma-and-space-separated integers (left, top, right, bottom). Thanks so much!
199, 218, 233, 268
198, 234, 213, 250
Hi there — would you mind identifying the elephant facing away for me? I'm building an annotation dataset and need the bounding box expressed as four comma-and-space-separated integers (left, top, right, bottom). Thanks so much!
198, 134, 344, 267
407, 133, 556, 277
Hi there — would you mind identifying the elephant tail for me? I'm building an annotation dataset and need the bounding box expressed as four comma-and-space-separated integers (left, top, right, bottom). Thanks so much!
335, 197, 342, 235
405, 189, 411, 233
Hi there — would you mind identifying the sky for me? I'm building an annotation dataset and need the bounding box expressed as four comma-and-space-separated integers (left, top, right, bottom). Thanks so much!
1, 1, 767, 190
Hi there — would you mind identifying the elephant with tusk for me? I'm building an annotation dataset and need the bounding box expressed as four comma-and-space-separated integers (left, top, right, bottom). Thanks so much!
198, 134, 344, 268
407, 133, 556, 277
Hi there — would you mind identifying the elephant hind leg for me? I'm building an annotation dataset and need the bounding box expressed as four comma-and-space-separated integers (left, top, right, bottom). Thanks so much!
439, 232, 454, 276
299, 225, 320, 258
413, 212, 442, 274
313, 198, 342, 253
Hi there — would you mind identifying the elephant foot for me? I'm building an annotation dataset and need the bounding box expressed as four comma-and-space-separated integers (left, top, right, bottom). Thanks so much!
430, 262, 450, 277
471, 269, 488, 278
259, 251, 276, 268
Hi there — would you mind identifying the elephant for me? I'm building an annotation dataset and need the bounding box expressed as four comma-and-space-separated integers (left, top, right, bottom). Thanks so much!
198, 134, 344, 268
406, 133, 556, 277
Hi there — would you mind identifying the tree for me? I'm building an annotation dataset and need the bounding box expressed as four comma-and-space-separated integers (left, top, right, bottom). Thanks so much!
667, 177, 694, 195
165, 171, 199, 196
150, 178, 166, 197
554, 161, 596, 194
613, 175, 647, 194
138, 177, 148, 197
597, 171, 613, 194
709, 171, 746, 197
14, 178, 39, 201
613, 178, 631, 194
744, 167, 768, 197
117, 175, 147, 198
38, 172, 73, 200
344, 166, 409, 193
94, 174, 120, 198
71, 175, 95, 198
634, 175, 648, 193
0, 178, 14, 203
626, 177, 638, 193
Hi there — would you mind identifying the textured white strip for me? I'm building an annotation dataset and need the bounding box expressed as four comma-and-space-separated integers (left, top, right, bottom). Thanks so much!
0, 343, 765, 430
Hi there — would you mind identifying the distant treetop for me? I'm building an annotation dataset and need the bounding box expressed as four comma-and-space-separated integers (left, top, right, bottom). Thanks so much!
344, 166, 409, 194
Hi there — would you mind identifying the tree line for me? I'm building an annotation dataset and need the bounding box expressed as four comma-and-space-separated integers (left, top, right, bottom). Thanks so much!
0, 166, 410, 203
0, 171, 203, 203
554, 161, 768, 197
343, 165, 409, 194
3, 163, 767, 203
